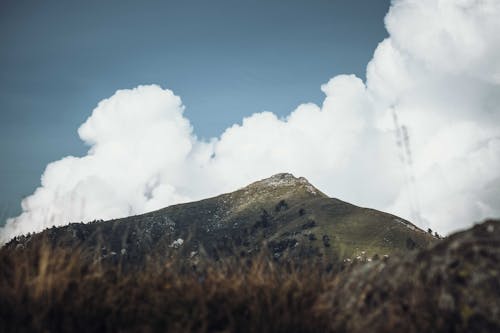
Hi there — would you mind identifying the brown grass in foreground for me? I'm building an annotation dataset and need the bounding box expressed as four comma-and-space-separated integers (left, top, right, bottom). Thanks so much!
2, 219, 499, 333
0, 240, 338, 333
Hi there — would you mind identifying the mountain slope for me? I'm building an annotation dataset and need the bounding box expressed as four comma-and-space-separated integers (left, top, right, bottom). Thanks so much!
7, 173, 435, 267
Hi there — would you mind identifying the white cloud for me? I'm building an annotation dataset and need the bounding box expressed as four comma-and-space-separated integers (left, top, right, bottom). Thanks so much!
1, 0, 500, 243
367, 0, 500, 232
1, 86, 196, 241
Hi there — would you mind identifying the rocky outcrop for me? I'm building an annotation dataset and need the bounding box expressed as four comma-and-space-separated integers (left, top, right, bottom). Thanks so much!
320, 219, 500, 332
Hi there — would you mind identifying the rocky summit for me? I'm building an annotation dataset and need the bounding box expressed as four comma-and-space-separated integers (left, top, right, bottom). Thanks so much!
6, 173, 435, 269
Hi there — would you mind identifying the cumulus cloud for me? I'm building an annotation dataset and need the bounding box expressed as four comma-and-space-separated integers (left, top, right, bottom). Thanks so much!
367, 0, 500, 231
1, 0, 500, 243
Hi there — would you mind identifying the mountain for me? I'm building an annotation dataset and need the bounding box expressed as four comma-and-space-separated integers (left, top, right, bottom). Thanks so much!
6, 173, 435, 268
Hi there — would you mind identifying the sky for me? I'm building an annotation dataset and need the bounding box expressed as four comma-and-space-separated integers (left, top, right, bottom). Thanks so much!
1, 0, 499, 243
0, 0, 390, 220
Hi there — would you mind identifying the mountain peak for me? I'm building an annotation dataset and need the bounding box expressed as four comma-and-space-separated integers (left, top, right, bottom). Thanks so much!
245, 173, 322, 196
253, 173, 302, 186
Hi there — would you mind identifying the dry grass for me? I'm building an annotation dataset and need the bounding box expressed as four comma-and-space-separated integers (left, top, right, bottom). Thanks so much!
3, 218, 500, 333
2, 220, 499, 333
0, 239, 339, 333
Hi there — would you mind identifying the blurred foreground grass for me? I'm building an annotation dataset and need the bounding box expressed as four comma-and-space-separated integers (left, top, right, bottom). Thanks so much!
0, 238, 336, 333
2, 219, 499, 333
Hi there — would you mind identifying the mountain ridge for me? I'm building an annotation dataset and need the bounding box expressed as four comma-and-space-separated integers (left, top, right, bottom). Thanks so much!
5, 173, 435, 269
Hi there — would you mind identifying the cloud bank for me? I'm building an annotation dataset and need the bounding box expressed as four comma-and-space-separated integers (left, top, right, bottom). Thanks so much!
2, 0, 500, 243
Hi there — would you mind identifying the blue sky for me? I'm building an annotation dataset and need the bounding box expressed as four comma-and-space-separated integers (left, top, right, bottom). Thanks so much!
2, 0, 499, 241
0, 0, 389, 219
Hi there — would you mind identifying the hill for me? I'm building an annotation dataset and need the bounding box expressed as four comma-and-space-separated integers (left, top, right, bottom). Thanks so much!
6, 173, 435, 268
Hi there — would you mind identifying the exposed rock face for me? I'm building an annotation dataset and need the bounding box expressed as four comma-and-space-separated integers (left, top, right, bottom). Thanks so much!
5, 173, 435, 269
321, 219, 500, 333
246, 173, 323, 196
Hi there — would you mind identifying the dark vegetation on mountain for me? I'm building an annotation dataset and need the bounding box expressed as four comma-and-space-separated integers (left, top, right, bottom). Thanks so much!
1, 174, 498, 332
